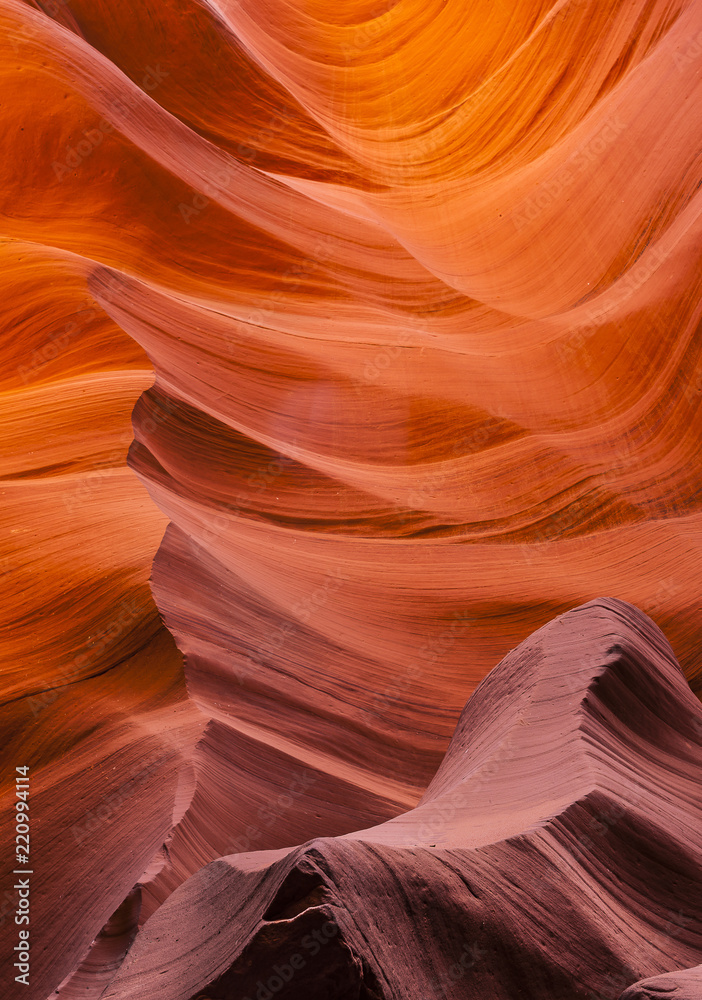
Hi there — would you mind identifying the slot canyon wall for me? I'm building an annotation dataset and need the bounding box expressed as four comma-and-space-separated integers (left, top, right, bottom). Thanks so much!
0, 0, 701, 997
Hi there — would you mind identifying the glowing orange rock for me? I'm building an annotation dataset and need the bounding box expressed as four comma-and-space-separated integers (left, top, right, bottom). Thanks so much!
1, 0, 702, 994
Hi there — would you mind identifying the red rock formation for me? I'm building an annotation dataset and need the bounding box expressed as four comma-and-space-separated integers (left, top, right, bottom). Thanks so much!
2, 0, 702, 996
624, 966, 702, 1000
0, 249, 204, 995
102, 599, 702, 1000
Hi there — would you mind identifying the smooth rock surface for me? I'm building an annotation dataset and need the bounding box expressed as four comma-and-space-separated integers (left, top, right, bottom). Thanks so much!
622, 966, 702, 1000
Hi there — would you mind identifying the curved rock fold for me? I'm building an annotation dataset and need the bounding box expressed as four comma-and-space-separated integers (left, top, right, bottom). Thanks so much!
102, 599, 702, 1000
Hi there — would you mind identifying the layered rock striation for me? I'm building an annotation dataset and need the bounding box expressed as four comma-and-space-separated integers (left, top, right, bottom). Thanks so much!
2, 1, 702, 996
103, 599, 702, 1000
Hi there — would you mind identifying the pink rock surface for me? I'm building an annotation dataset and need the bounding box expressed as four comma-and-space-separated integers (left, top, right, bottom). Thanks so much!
623, 965, 702, 1000
102, 599, 702, 1000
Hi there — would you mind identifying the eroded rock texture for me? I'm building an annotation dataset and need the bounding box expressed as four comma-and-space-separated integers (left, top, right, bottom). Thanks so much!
103, 599, 702, 1000
1, 0, 702, 997
623, 966, 702, 1000
0, 211, 204, 998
